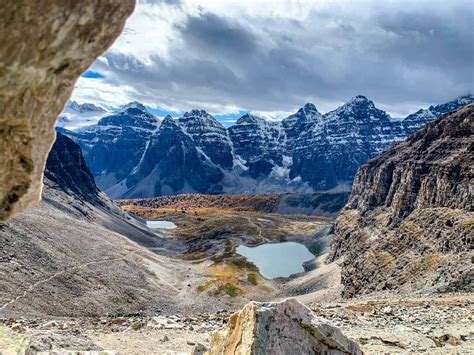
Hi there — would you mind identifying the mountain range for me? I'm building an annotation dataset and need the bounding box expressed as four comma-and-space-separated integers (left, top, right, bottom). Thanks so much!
59, 95, 474, 199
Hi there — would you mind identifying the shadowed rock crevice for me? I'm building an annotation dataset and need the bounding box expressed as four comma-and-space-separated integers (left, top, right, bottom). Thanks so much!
0, 0, 135, 222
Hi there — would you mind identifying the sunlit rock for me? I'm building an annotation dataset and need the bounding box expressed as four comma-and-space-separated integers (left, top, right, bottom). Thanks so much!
0, 0, 134, 221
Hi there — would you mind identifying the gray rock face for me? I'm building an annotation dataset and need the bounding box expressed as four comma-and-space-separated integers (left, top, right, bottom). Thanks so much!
44, 133, 101, 205
0, 0, 134, 222
228, 114, 283, 179
288, 96, 406, 190
281, 103, 322, 150
122, 116, 224, 198
330, 104, 474, 297
208, 299, 363, 355
178, 110, 234, 169
61, 104, 160, 192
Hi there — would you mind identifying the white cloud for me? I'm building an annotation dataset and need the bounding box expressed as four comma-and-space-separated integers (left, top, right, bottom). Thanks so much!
72, 0, 474, 118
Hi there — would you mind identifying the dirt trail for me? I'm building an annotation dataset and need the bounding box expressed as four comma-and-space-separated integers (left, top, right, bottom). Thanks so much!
0, 257, 127, 311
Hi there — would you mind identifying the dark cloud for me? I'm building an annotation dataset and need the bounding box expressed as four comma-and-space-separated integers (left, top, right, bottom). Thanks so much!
179, 13, 258, 55
91, 2, 474, 116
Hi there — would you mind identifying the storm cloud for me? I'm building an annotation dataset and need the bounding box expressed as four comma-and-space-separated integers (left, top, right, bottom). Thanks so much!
73, 0, 474, 117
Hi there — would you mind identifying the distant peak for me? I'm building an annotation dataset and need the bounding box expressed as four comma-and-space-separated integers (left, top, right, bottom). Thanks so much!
184, 109, 211, 118
303, 103, 318, 112
162, 115, 176, 125
348, 95, 370, 104
67, 100, 79, 110
115, 101, 155, 119
342, 95, 376, 110
300, 103, 320, 117
120, 101, 147, 112
65, 101, 105, 113
236, 113, 264, 125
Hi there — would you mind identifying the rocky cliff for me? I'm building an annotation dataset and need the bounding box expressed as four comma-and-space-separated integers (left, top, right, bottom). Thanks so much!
0, 0, 134, 222
44, 133, 101, 205
329, 104, 474, 297
178, 110, 234, 169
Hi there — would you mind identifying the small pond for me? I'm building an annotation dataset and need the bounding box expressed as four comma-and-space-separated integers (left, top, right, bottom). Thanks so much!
146, 220, 177, 229
236, 241, 314, 279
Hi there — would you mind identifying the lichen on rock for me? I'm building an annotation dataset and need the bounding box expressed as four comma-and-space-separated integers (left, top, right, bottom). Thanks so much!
0, 0, 135, 221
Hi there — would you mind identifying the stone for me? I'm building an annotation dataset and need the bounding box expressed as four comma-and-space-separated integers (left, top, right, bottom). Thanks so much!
191, 343, 208, 355
130, 321, 145, 330
0, 0, 135, 222
207, 298, 363, 355
432, 334, 462, 347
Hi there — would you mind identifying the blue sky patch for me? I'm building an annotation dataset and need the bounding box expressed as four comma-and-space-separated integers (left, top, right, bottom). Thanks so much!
81, 71, 105, 79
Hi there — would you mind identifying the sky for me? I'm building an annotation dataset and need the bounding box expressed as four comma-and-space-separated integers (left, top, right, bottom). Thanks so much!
71, 0, 474, 124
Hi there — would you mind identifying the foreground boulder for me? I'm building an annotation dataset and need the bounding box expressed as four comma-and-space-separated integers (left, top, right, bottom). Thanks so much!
330, 104, 474, 297
0, 0, 134, 222
208, 299, 363, 354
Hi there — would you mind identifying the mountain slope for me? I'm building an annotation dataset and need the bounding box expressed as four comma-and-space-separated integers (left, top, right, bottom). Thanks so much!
229, 114, 283, 179
178, 110, 234, 169
63, 103, 160, 192
288, 96, 404, 190
0, 133, 200, 317
117, 116, 224, 198
329, 104, 474, 297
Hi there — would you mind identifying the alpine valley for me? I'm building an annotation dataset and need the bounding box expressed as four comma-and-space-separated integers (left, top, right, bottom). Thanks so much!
2, 3, 474, 354
59, 95, 474, 199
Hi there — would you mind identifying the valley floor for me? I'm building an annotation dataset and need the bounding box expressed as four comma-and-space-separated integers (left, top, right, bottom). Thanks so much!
2, 198, 472, 354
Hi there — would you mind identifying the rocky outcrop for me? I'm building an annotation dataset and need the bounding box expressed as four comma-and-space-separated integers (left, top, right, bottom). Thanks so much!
44, 133, 101, 205
208, 298, 362, 355
330, 105, 474, 297
0, 0, 134, 222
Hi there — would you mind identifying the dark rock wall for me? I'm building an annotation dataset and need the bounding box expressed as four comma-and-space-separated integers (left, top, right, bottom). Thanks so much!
330, 105, 474, 297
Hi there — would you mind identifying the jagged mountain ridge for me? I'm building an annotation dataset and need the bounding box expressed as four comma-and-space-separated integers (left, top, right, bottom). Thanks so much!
62, 95, 474, 198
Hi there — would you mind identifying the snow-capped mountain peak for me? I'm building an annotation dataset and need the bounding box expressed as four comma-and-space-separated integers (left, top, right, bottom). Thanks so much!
65, 100, 106, 114
120, 101, 147, 111
62, 95, 473, 199
115, 101, 154, 118
301, 102, 319, 116
56, 101, 108, 130
236, 113, 266, 125
161, 115, 178, 128
178, 110, 233, 169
